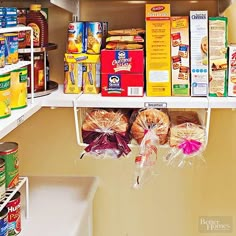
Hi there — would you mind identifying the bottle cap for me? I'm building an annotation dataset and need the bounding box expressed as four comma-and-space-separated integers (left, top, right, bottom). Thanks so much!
30, 4, 42, 11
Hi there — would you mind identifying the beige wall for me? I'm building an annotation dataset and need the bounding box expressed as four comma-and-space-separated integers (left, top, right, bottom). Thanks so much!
1, 2, 236, 236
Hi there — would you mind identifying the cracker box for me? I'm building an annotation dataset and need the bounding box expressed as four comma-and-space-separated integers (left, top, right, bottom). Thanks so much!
101, 73, 144, 97
145, 4, 171, 96
101, 49, 144, 74
171, 16, 190, 96
209, 17, 228, 97
190, 11, 208, 96
228, 44, 236, 96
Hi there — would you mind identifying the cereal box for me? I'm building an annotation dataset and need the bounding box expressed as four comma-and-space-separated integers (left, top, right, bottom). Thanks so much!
228, 44, 236, 96
171, 16, 190, 96
190, 11, 208, 96
209, 17, 228, 97
145, 4, 171, 96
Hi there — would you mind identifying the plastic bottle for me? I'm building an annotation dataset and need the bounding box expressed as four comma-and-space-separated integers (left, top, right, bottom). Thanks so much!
26, 4, 48, 47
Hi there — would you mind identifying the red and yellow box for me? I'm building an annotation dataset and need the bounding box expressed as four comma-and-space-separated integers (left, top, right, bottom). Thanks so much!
145, 4, 171, 96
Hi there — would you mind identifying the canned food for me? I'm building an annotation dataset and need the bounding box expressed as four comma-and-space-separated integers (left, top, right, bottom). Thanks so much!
4, 33, 18, 64
0, 158, 5, 202
0, 36, 5, 68
10, 67, 28, 110
0, 207, 8, 236
0, 73, 11, 119
0, 142, 19, 189
67, 22, 86, 53
7, 191, 21, 236
86, 22, 103, 54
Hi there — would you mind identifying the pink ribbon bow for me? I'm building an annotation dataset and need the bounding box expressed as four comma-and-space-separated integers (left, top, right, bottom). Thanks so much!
178, 139, 202, 155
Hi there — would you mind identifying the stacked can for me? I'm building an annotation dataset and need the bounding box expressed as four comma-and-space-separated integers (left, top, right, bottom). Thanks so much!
0, 159, 5, 202
0, 207, 8, 236
6, 192, 21, 235
0, 142, 19, 189
0, 73, 11, 119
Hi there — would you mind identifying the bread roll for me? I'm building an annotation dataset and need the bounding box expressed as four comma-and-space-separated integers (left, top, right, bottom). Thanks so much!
130, 109, 170, 145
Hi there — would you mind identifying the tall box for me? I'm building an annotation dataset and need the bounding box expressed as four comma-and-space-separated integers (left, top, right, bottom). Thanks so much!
145, 4, 171, 96
228, 44, 236, 96
209, 17, 228, 97
190, 11, 208, 96
171, 16, 190, 96
101, 49, 144, 97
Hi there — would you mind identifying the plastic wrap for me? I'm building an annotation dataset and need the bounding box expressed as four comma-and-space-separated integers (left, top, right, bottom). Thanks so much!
81, 109, 131, 158
164, 111, 207, 167
130, 108, 170, 188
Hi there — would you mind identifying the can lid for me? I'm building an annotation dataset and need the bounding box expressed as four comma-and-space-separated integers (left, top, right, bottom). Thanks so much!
0, 142, 18, 153
30, 4, 42, 11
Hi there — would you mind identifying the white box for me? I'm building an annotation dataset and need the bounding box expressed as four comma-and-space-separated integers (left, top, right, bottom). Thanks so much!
190, 11, 208, 96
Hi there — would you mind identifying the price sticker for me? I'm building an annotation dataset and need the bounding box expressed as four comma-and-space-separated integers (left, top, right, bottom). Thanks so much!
17, 115, 25, 126
144, 102, 167, 109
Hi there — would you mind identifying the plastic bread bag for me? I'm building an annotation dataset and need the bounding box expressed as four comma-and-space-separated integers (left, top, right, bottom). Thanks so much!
164, 111, 207, 168
81, 109, 131, 159
130, 108, 170, 188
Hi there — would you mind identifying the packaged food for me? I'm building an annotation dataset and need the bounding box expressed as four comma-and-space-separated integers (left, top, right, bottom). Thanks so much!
106, 42, 143, 50
81, 109, 131, 158
108, 28, 145, 36
4, 33, 18, 64
106, 35, 144, 43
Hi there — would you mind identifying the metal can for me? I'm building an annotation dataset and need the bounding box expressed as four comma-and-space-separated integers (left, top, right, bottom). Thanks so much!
0, 35, 5, 68
4, 33, 18, 64
0, 142, 19, 189
0, 207, 8, 236
0, 158, 5, 202
6, 191, 21, 236
0, 73, 11, 119
10, 67, 28, 110
86, 22, 103, 54
67, 22, 86, 53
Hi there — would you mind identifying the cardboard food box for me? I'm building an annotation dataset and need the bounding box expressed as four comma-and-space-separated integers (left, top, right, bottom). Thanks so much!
190, 11, 208, 96
145, 4, 171, 96
101, 73, 144, 97
228, 44, 236, 96
171, 16, 190, 96
101, 49, 144, 74
64, 53, 100, 94
209, 17, 228, 97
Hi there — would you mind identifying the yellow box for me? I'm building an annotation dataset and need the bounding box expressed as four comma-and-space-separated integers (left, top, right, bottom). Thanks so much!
145, 4, 171, 96
171, 16, 190, 96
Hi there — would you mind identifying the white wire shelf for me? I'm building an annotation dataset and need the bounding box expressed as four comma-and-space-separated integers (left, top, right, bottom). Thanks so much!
0, 61, 31, 75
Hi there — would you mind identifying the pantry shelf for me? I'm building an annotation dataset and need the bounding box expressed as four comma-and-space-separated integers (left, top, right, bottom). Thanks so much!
0, 61, 31, 75
0, 101, 41, 139
20, 176, 99, 236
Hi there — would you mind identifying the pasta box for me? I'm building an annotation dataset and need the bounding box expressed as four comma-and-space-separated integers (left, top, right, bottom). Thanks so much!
101, 49, 144, 73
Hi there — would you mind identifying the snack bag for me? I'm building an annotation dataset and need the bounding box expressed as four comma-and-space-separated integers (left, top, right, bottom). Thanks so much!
81, 109, 131, 158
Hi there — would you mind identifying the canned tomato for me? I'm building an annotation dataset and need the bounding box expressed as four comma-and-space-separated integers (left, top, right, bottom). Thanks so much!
86, 22, 102, 54
0, 73, 11, 119
0, 158, 5, 202
67, 22, 86, 53
0, 142, 19, 189
0, 35, 5, 68
0, 207, 8, 236
10, 67, 28, 110
4, 33, 18, 64
6, 191, 21, 236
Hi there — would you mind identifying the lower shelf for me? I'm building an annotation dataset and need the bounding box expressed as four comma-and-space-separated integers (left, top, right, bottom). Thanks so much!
20, 176, 99, 236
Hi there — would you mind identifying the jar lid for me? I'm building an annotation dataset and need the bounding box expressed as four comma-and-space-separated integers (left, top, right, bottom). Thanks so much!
30, 4, 42, 11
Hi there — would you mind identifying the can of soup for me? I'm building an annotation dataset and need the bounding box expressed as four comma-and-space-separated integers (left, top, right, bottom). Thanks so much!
0, 207, 8, 236
0, 73, 11, 119
6, 191, 21, 236
4, 33, 18, 64
0, 142, 19, 189
10, 67, 28, 110
0, 35, 5, 68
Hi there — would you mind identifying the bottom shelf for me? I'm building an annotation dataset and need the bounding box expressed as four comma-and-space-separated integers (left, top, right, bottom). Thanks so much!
19, 176, 99, 236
